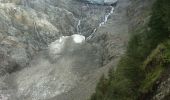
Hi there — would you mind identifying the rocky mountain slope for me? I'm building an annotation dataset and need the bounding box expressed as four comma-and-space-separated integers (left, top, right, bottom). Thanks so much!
0, 0, 119, 75
2, 0, 169, 100
0, 0, 129, 100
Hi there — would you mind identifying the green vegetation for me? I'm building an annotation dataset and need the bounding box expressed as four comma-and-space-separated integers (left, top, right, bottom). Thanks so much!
91, 0, 170, 99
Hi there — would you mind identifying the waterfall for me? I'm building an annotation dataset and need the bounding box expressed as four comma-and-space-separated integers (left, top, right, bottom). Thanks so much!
77, 20, 81, 34
86, 28, 97, 40
87, 6, 115, 40
99, 6, 114, 27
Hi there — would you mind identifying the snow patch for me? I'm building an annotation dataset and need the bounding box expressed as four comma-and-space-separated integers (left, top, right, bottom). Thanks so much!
72, 34, 85, 43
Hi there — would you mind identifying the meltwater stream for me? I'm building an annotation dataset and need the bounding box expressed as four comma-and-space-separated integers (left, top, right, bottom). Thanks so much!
99, 6, 114, 27
87, 6, 115, 40
77, 20, 81, 34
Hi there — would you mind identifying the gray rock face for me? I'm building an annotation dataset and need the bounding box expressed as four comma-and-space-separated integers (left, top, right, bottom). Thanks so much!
152, 74, 170, 100
0, 0, 79, 74
0, 0, 118, 75
0, 0, 128, 100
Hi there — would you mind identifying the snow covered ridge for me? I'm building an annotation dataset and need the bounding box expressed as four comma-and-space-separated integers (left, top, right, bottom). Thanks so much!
82, 0, 118, 5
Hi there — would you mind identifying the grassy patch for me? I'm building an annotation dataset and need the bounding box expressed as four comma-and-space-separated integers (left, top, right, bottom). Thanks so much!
140, 66, 164, 93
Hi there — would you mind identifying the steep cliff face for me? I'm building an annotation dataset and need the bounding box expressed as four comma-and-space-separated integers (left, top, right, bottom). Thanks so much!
127, 0, 156, 33
0, 0, 78, 75
91, 0, 170, 100
0, 0, 116, 75
128, 0, 170, 99
3, 0, 168, 100
0, 0, 129, 100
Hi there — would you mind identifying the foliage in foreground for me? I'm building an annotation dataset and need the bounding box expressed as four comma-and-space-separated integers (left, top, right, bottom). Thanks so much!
91, 0, 170, 100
